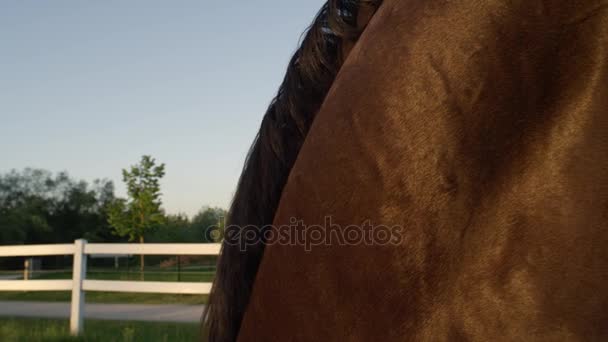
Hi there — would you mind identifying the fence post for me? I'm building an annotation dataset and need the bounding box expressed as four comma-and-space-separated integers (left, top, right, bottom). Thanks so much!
70, 239, 87, 336
23, 259, 30, 281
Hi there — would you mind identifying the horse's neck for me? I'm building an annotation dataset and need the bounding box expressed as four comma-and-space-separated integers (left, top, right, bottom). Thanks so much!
238, 0, 608, 340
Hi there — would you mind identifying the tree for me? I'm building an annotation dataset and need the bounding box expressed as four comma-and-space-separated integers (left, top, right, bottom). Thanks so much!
0, 168, 116, 269
107, 155, 166, 278
191, 206, 227, 243
0, 169, 116, 245
148, 213, 191, 242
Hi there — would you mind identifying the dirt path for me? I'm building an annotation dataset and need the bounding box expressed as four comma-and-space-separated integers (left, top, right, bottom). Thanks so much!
0, 301, 204, 323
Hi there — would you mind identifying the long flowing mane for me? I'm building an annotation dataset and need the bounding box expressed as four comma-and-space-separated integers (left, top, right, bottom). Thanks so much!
202, 1, 382, 341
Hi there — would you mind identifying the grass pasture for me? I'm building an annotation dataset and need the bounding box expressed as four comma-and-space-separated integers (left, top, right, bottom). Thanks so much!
0, 317, 199, 341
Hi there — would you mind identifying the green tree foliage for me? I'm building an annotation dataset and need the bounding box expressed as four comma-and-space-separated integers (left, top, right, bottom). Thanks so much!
108, 155, 166, 242
191, 206, 227, 242
0, 169, 116, 245
107, 155, 166, 276
148, 213, 191, 242
0, 169, 117, 268
147, 207, 227, 243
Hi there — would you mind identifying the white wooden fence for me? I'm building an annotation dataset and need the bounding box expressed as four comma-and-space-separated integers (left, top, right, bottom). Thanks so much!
0, 239, 221, 335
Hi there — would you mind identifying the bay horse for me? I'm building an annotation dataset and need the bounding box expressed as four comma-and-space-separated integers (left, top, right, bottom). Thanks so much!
204, 0, 608, 340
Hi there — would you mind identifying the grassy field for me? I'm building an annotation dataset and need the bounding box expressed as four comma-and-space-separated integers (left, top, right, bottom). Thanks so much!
0, 268, 214, 304
0, 317, 199, 341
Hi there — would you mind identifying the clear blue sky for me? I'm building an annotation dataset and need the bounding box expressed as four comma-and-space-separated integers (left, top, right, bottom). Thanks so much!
0, 0, 325, 217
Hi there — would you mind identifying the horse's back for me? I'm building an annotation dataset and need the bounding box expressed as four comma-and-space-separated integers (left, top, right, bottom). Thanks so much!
238, 0, 608, 340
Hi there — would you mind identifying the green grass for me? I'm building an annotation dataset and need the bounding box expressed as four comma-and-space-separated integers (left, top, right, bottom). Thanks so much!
35, 269, 215, 282
0, 317, 199, 342
0, 268, 213, 304
0, 291, 208, 304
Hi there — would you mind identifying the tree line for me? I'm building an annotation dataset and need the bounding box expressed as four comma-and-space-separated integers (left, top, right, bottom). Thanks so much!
0, 157, 226, 248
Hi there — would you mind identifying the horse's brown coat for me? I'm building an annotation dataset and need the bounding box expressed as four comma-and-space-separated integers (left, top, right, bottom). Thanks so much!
237, 0, 608, 340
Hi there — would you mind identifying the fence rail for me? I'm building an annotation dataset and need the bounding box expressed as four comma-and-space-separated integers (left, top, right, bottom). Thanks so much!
0, 279, 73, 291
0, 239, 221, 335
0, 244, 74, 257
85, 242, 220, 255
